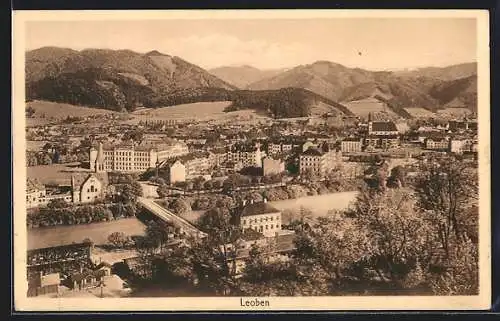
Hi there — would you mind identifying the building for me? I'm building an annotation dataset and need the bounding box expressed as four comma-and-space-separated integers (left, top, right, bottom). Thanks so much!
364, 135, 400, 150
450, 139, 476, 154
26, 179, 46, 208
163, 151, 214, 184
363, 119, 401, 150
71, 173, 108, 204
267, 141, 297, 155
368, 120, 399, 136
262, 156, 285, 176
238, 199, 282, 238
90, 141, 189, 173
226, 143, 264, 168
167, 160, 187, 184
27, 272, 60, 297
299, 146, 342, 177
341, 138, 363, 153
425, 137, 449, 151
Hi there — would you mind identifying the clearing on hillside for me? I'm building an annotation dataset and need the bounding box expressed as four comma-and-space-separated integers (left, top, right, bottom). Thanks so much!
26, 100, 118, 120
436, 107, 472, 119
404, 107, 436, 118
127, 101, 268, 124
343, 97, 398, 119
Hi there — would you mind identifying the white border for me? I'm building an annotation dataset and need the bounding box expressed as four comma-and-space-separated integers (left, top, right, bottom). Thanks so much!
12, 9, 491, 311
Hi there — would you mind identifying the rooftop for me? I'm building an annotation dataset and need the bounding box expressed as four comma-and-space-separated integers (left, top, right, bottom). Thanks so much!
370, 121, 398, 132
240, 201, 281, 217
301, 147, 324, 156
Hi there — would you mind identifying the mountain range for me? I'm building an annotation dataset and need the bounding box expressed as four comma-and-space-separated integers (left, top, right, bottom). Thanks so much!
208, 65, 287, 89
25, 47, 477, 118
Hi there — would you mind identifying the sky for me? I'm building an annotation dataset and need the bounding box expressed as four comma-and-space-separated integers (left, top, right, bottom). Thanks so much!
25, 18, 477, 71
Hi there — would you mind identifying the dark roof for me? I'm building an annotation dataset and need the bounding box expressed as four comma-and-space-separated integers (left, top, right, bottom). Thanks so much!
241, 229, 265, 241
371, 121, 398, 132
366, 135, 400, 139
71, 173, 108, 191
301, 147, 324, 156
342, 138, 363, 142
240, 202, 280, 217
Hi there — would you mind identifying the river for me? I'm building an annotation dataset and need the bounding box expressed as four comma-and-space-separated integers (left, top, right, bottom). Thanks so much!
269, 191, 358, 218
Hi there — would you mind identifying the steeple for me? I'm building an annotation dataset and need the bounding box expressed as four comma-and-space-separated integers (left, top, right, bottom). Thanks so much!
95, 142, 105, 172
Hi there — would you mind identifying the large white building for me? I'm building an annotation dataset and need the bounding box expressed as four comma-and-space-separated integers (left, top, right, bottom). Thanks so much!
299, 146, 342, 177
238, 200, 282, 238
226, 143, 264, 168
90, 141, 189, 173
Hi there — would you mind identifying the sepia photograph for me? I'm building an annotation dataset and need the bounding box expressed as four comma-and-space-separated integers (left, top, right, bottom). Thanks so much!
12, 9, 491, 311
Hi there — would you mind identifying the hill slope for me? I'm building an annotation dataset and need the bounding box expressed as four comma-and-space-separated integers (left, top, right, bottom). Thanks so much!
247, 60, 477, 113
26, 47, 237, 111
208, 65, 286, 89
394, 62, 477, 81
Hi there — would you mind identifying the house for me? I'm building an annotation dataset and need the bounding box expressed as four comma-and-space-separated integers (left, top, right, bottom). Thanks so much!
226, 143, 264, 168
27, 272, 60, 297
167, 160, 187, 184
341, 138, 363, 153
26, 178, 47, 208
299, 146, 342, 177
368, 120, 399, 136
71, 173, 108, 204
425, 137, 449, 151
237, 199, 282, 238
68, 268, 107, 291
262, 156, 285, 176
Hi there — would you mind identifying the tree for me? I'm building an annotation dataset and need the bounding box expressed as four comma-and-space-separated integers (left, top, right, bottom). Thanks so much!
157, 184, 170, 198
346, 188, 435, 288
414, 158, 478, 257
169, 197, 191, 215
144, 221, 175, 253
82, 237, 94, 246
191, 207, 243, 295
46, 198, 69, 210
387, 165, 406, 188
108, 232, 131, 248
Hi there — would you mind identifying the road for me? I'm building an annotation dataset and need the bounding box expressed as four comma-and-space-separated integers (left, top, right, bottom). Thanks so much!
137, 197, 206, 238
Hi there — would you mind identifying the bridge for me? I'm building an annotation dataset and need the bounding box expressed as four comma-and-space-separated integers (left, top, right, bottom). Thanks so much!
137, 197, 207, 239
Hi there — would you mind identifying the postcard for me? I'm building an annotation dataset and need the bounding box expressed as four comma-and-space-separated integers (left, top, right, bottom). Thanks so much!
12, 9, 491, 311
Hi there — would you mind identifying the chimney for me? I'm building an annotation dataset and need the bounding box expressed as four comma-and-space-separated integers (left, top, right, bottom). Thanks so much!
263, 198, 267, 203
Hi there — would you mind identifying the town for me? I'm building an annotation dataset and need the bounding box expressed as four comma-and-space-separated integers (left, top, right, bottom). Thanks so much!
25, 103, 479, 298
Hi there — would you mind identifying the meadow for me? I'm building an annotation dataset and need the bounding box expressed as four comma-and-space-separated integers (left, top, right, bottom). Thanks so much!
403, 107, 436, 118
342, 98, 398, 118
126, 101, 263, 124
27, 100, 118, 120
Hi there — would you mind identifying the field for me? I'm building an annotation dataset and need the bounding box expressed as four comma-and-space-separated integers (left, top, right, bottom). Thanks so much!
27, 163, 90, 185
27, 217, 147, 250
343, 98, 398, 118
26, 100, 118, 121
126, 101, 266, 125
436, 108, 472, 118
403, 107, 436, 118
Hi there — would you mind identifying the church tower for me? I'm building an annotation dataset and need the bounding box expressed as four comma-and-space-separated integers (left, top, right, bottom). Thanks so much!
95, 142, 105, 173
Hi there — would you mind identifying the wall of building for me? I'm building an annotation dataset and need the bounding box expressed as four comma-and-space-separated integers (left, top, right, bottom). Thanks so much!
240, 212, 282, 238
